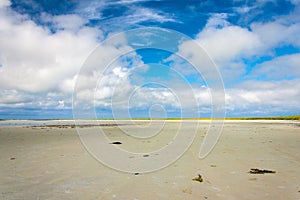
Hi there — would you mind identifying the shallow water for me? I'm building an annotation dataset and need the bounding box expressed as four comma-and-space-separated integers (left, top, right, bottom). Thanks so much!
0, 120, 75, 127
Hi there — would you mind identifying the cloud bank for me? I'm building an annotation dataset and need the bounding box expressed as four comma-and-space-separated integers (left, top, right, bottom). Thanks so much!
0, 0, 299, 118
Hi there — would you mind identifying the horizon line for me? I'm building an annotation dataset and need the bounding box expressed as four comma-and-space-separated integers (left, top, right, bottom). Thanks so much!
1, 115, 299, 121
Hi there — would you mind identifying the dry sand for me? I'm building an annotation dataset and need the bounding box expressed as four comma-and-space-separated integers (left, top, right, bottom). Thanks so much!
0, 120, 300, 200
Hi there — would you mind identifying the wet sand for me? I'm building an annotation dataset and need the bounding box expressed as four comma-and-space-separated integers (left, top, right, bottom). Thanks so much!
0, 120, 299, 199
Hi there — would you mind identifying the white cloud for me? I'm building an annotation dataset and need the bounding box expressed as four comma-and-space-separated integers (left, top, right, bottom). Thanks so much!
250, 53, 300, 79
161, 11, 300, 116
205, 13, 230, 28
75, 1, 104, 20
97, 7, 177, 33
164, 14, 262, 86
0, 5, 101, 93
0, 1, 106, 111
0, 89, 72, 110
76, 0, 177, 29
130, 7, 177, 24
113, 67, 129, 78
197, 18, 262, 63
73, 46, 147, 111
234, 6, 254, 14
0, 0, 10, 8
226, 80, 300, 114
0, 89, 30, 105
248, 1, 300, 49
47, 14, 88, 32
251, 21, 300, 49
127, 87, 179, 108
170, 10, 300, 83
59, 75, 78, 93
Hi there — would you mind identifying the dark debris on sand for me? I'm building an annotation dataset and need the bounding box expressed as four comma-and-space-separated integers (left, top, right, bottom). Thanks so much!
27, 123, 122, 129
249, 168, 276, 174
192, 174, 203, 182
110, 141, 122, 145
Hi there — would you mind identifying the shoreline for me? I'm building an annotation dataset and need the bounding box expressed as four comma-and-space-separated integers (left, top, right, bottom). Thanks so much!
0, 119, 299, 127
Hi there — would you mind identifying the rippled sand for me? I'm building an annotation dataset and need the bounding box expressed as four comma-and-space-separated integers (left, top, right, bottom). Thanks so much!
0, 120, 299, 199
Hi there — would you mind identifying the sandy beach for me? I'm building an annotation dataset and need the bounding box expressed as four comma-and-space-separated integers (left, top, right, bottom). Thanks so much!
0, 120, 299, 200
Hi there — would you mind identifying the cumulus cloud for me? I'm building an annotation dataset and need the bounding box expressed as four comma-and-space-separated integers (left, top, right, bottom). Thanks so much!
167, 14, 263, 83
46, 14, 88, 32
0, 1, 105, 113
72, 45, 149, 114
195, 13, 263, 65
250, 53, 300, 80
0, 1, 220, 118
170, 9, 300, 81
226, 79, 300, 115
0, 89, 30, 105
126, 87, 180, 108
163, 9, 300, 116
0, 89, 71, 112
0, 0, 10, 8
0, 5, 101, 94
251, 21, 300, 49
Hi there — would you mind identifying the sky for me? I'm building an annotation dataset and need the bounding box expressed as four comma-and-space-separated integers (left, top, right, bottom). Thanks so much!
0, 0, 299, 119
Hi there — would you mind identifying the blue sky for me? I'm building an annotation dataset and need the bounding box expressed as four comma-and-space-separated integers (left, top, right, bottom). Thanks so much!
0, 0, 300, 119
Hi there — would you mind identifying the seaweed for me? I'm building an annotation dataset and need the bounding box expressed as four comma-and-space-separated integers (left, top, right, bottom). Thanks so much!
249, 168, 276, 174
110, 141, 122, 145
192, 174, 203, 182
